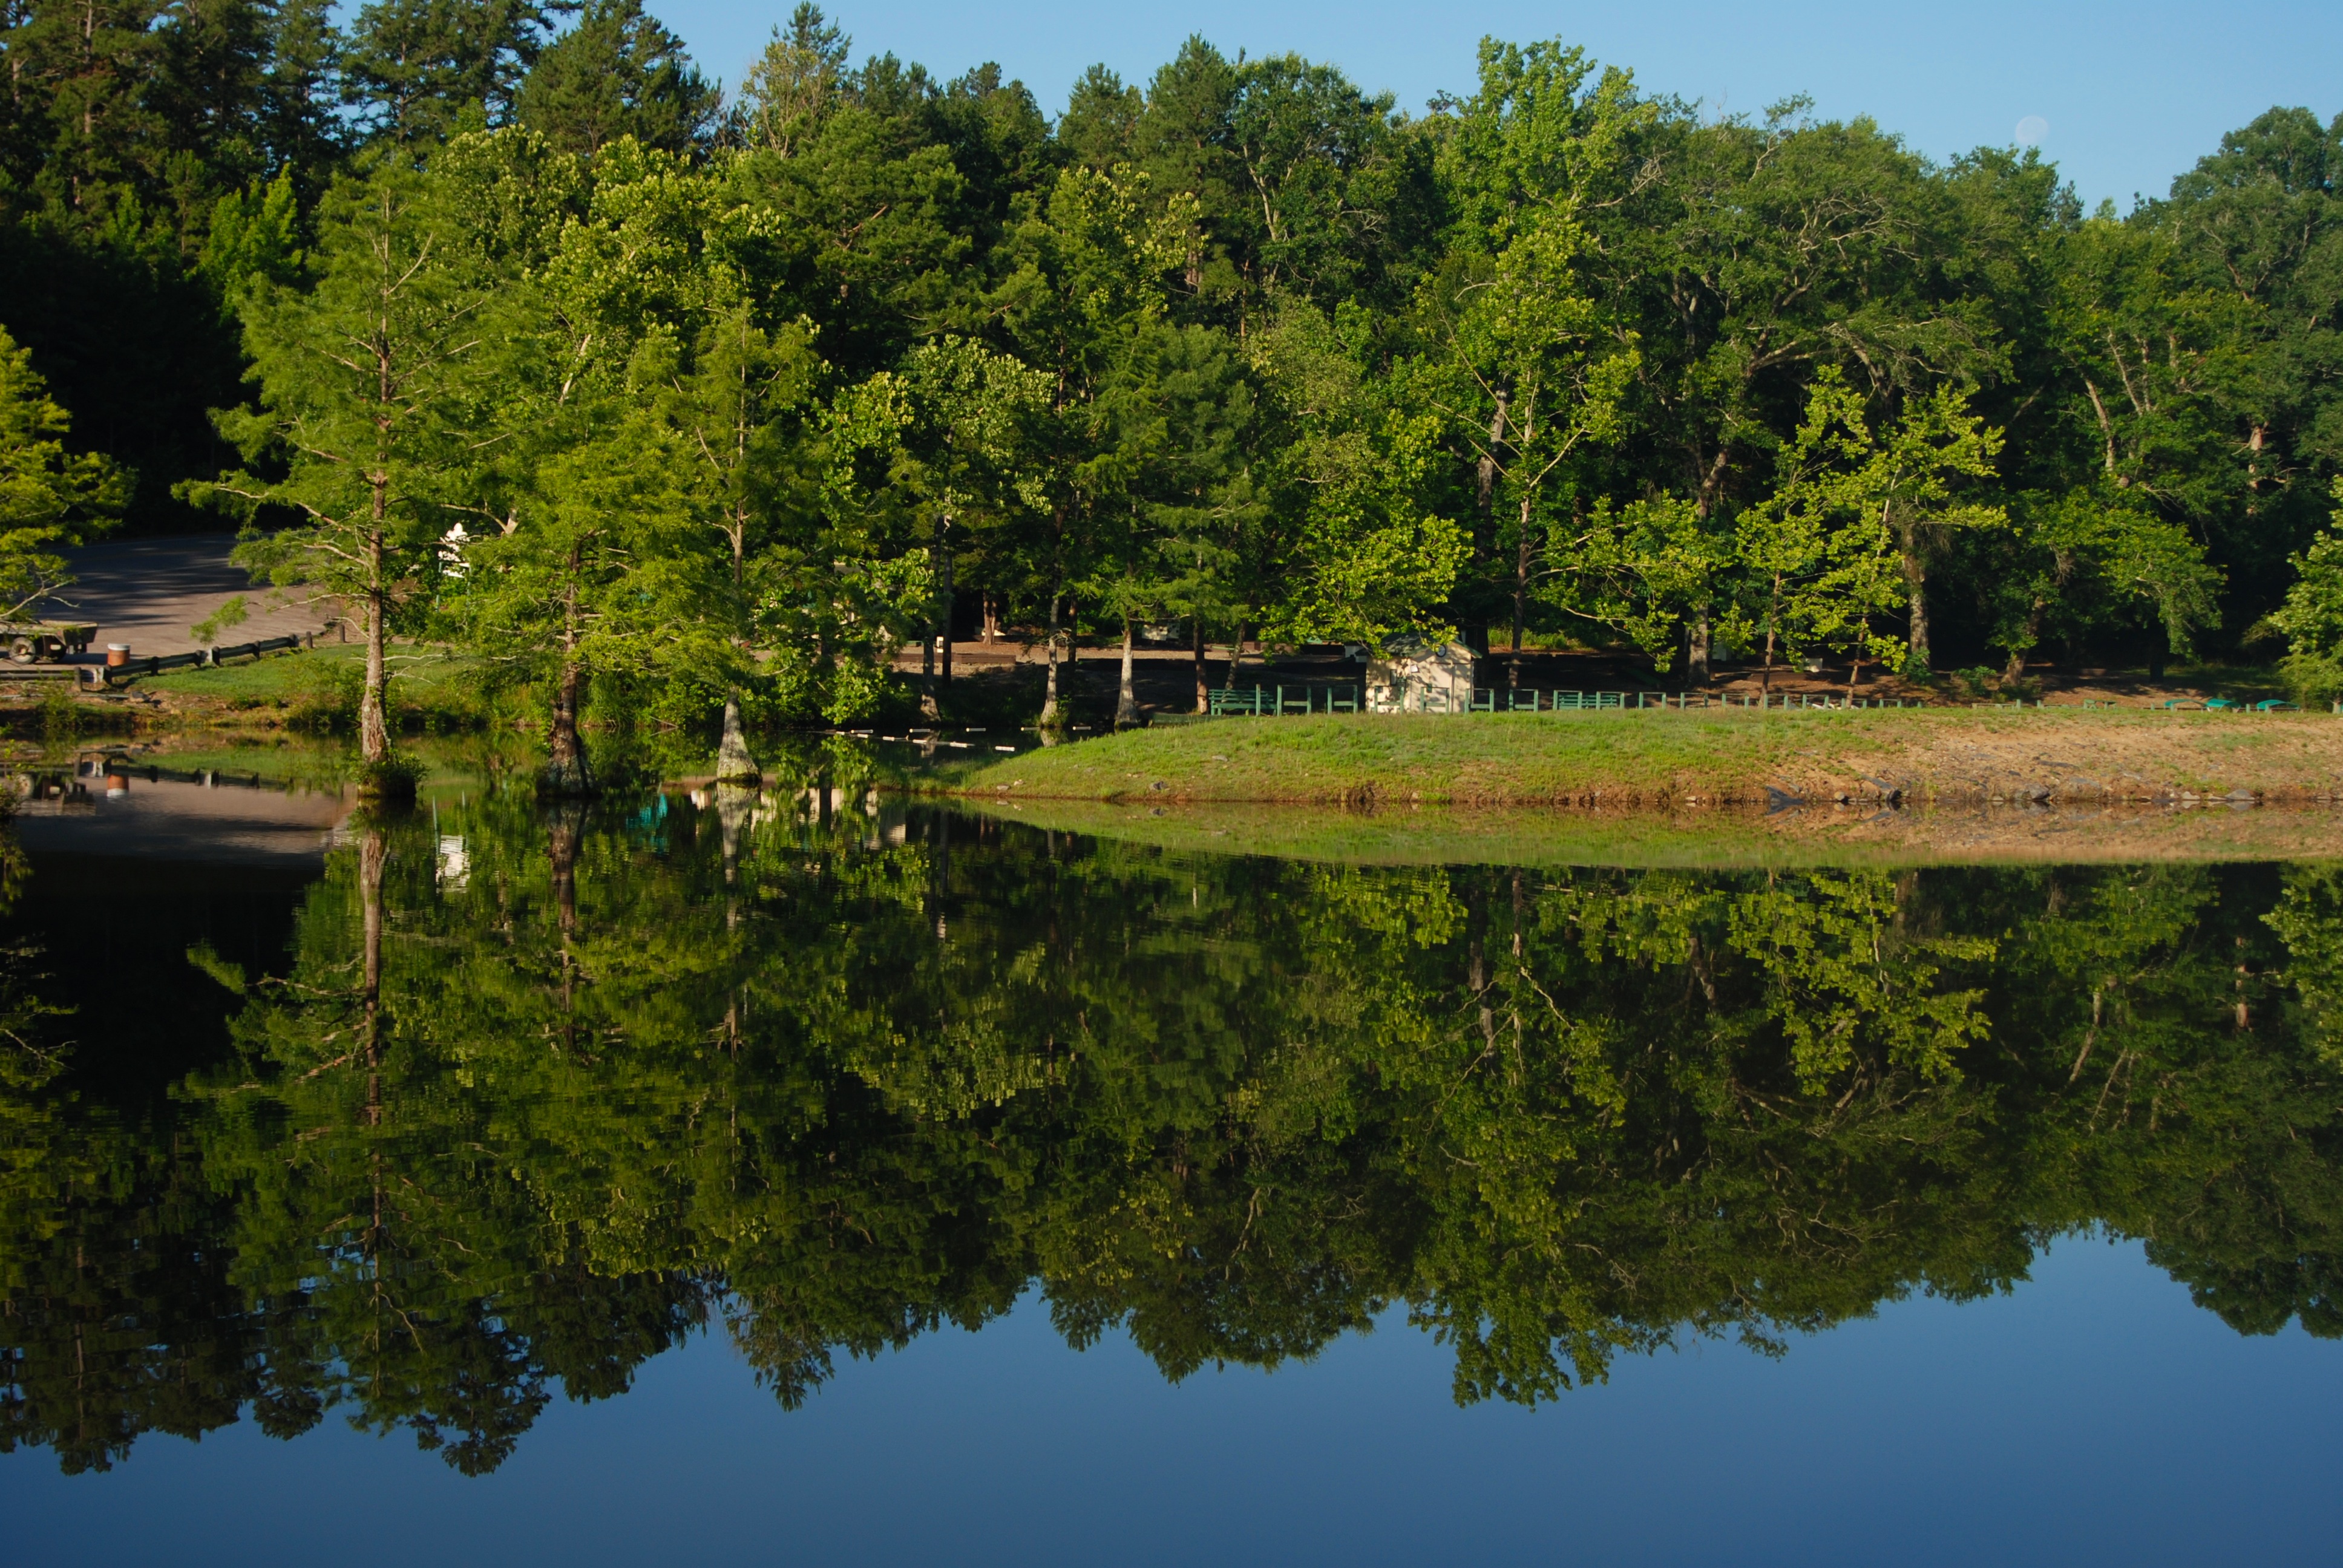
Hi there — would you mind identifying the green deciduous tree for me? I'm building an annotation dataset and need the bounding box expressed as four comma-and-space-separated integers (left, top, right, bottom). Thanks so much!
446, 131, 715, 789
1740, 370, 2005, 688
895, 335, 1048, 712
1250, 301, 1468, 656
1422, 38, 1643, 656
2269, 482, 2343, 705
1988, 485, 2221, 681
989, 162, 1187, 724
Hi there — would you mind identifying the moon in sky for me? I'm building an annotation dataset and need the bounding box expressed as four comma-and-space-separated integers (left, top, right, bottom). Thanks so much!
2016, 116, 2050, 144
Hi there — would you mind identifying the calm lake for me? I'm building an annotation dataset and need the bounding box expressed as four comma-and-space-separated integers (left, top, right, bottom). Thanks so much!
4, 749, 2341, 1564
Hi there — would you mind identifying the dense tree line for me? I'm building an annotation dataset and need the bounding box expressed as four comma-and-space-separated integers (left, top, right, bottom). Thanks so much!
2, 780, 2340, 1472
3, 3, 2341, 755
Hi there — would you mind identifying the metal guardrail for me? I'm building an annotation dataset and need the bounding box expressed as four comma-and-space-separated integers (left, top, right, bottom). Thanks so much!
100, 633, 311, 685
1208, 685, 1362, 715
1201, 685, 1930, 716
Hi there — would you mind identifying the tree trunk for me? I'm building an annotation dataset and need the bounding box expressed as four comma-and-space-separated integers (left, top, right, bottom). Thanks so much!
359, 820, 382, 1143
920, 592, 938, 721
1193, 616, 1209, 714
1115, 617, 1140, 728
359, 530, 390, 767
716, 782, 752, 887
2003, 597, 2045, 685
1510, 513, 1529, 690
1903, 529, 1930, 673
1039, 595, 1064, 728
1476, 392, 1508, 512
1896, 507, 1929, 675
542, 566, 594, 796
715, 697, 758, 782
543, 656, 592, 795
937, 517, 954, 688
360, 821, 384, 1013
1688, 604, 1711, 686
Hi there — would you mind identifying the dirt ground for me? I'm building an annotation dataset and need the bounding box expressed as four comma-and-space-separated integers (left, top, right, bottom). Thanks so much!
896, 639, 1382, 726
1748, 713, 2343, 805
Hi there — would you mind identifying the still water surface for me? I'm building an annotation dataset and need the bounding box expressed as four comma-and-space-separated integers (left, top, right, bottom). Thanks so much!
3, 759, 2340, 1563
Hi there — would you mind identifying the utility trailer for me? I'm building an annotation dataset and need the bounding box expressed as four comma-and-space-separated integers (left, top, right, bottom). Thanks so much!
1, 619, 98, 664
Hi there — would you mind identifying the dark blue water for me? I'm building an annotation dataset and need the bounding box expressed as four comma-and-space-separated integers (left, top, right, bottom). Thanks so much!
10, 1238, 2337, 1566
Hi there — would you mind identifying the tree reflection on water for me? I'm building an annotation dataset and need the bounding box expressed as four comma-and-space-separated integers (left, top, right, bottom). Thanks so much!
4, 765, 2341, 1474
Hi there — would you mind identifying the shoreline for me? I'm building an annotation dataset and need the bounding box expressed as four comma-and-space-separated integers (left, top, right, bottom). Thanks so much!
962, 795, 2343, 868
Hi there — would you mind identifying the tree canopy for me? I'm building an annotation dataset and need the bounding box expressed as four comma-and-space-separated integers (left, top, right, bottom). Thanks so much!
2, 4, 2338, 746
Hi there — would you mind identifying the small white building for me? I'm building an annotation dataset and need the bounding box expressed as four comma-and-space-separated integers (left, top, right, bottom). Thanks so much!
1365, 635, 1478, 713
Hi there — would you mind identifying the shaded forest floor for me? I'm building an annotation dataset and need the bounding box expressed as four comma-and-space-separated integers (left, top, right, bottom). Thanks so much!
903, 638, 2293, 728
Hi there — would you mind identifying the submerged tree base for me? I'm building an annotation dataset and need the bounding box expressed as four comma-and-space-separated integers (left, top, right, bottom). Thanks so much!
538, 759, 597, 799
355, 754, 424, 802
715, 699, 759, 784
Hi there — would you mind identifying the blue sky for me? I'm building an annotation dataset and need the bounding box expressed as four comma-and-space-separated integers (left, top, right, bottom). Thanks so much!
645, 0, 2342, 211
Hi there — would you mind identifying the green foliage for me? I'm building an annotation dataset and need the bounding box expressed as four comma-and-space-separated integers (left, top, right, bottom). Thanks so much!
337, 0, 567, 144
192, 152, 500, 761
2270, 484, 2343, 705
1990, 485, 2222, 675
1251, 301, 1467, 647
189, 593, 249, 645
1737, 370, 2005, 681
2, 1, 2338, 715
513, 0, 717, 158
0, 324, 127, 615
197, 169, 307, 297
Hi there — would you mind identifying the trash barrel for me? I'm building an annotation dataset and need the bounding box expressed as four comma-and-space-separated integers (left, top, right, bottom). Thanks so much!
105, 643, 130, 668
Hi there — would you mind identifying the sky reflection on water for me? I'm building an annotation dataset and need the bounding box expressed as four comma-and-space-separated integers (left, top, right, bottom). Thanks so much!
8, 1237, 2339, 1566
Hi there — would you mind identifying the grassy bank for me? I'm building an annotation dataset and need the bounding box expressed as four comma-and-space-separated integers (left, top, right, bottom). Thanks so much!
944, 708, 2343, 806
135, 642, 491, 730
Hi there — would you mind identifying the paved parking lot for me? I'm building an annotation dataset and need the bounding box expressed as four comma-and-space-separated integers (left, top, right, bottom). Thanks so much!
47, 535, 341, 660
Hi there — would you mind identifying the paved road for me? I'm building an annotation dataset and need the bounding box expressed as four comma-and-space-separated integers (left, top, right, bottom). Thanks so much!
45, 535, 342, 660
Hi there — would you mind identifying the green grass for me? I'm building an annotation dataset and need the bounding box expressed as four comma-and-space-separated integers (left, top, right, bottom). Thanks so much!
140, 642, 491, 728
942, 710, 1890, 803
944, 706, 2343, 806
